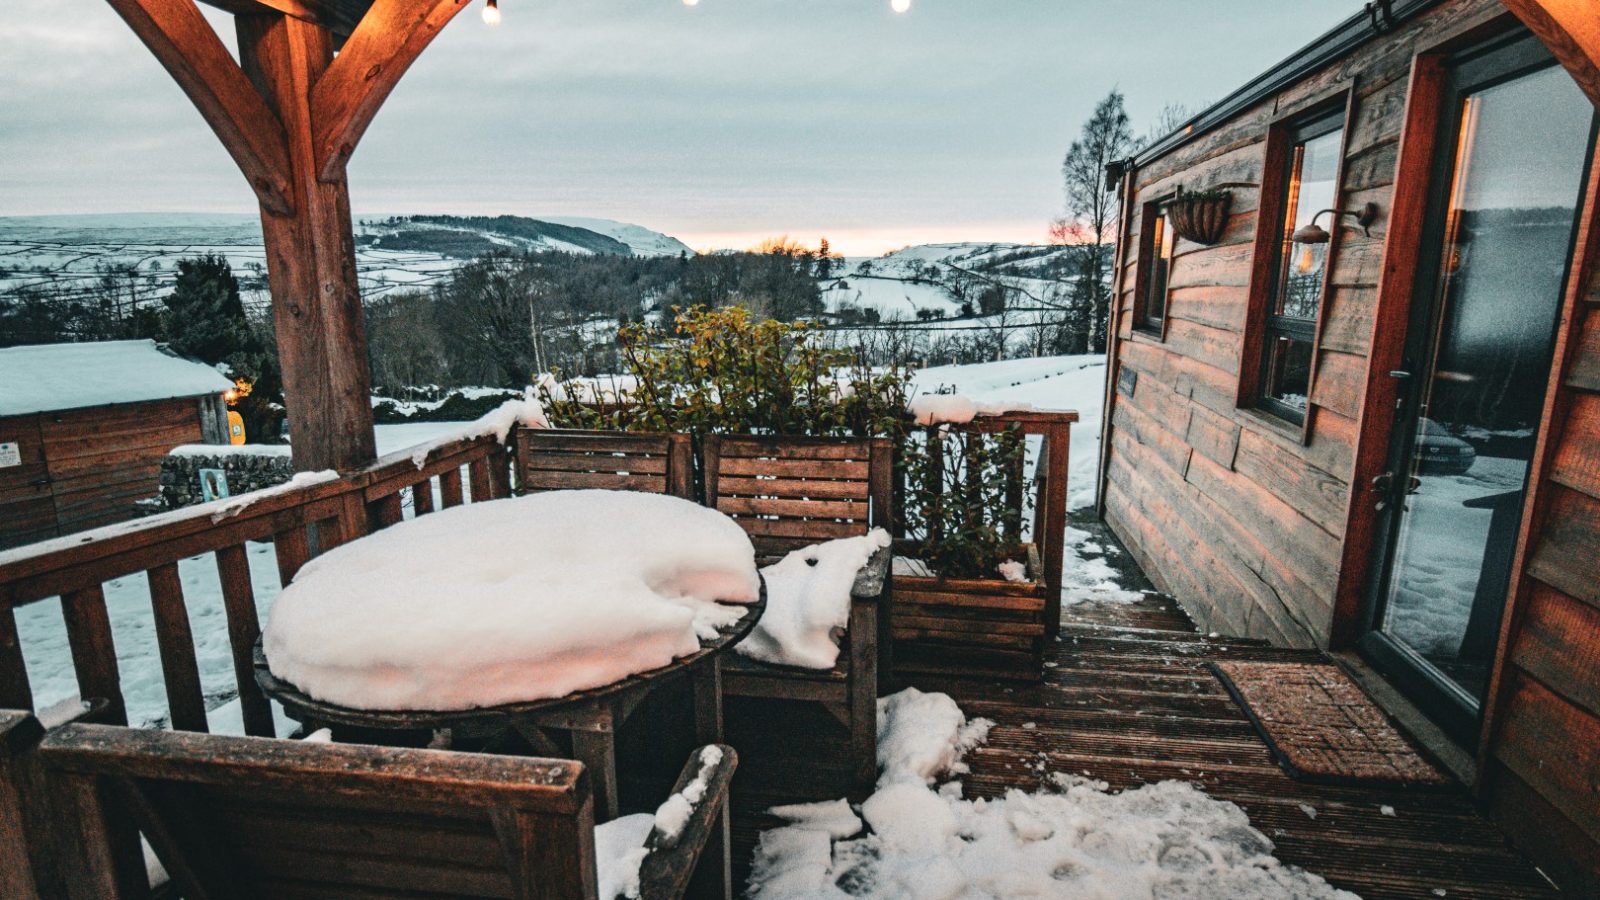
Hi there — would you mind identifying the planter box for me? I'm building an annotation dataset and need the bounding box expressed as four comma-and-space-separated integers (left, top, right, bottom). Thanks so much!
890, 545, 1047, 681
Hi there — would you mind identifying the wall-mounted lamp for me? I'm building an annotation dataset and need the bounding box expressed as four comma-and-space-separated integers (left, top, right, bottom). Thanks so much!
482, 0, 501, 26
1291, 202, 1379, 245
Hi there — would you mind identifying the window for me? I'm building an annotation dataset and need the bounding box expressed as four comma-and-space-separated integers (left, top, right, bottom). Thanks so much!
1257, 110, 1344, 424
1138, 201, 1175, 333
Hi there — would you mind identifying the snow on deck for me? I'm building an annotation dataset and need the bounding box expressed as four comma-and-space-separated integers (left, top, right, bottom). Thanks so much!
0, 339, 233, 416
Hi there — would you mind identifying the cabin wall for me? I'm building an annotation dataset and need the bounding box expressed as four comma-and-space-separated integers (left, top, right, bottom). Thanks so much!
1102, 0, 1505, 647
0, 397, 210, 550
1478, 147, 1600, 895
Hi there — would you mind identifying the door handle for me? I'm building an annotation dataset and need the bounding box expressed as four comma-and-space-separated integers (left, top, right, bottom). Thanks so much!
1372, 472, 1393, 511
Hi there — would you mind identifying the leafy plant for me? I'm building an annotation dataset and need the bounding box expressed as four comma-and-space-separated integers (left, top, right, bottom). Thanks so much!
899, 415, 1029, 580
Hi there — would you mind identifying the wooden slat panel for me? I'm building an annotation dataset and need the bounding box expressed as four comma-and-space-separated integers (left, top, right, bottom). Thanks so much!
523, 453, 670, 475
890, 626, 1039, 649
1526, 485, 1600, 606
715, 456, 869, 479
524, 470, 667, 493
718, 440, 873, 460
715, 496, 866, 520
730, 517, 862, 542
148, 562, 207, 733
61, 586, 126, 725
711, 476, 869, 501
227, 842, 516, 897
411, 480, 435, 516
1549, 390, 1600, 500
893, 615, 1044, 637
216, 544, 274, 738
519, 432, 672, 455
469, 457, 493, 503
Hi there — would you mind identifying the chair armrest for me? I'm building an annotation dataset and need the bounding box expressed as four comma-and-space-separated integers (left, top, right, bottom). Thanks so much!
635, 744, 738, 900
850, 544, 892, 601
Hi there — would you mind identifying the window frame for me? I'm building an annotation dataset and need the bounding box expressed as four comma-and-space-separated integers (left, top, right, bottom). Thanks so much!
1238, 86, 1357, 438
1133, 197, 1177, 338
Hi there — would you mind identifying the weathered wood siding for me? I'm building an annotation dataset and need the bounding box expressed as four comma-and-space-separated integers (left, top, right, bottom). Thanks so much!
1103, 0, 1504, 647
1478, 143, 1600, 895
0, 398, 209, 550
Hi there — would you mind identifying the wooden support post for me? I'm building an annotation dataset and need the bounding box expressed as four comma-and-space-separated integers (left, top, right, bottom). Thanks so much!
236, 12, 376, 473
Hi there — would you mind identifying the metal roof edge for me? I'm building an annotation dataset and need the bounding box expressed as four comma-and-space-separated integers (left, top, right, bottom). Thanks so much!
1127, 0, 1446, 170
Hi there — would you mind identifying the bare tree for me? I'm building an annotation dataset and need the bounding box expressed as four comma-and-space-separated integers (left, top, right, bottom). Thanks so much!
1051, 89, 1138, 354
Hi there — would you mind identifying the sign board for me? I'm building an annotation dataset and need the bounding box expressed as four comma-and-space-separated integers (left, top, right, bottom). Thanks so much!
199, 468, 231, 502
0, 442, 20, 469
228, 411, 246, 445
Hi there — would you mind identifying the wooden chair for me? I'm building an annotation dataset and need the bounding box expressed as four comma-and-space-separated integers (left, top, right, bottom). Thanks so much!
517, 428, 696, 499
21, 715, 736, 900
701, 434, 893, 791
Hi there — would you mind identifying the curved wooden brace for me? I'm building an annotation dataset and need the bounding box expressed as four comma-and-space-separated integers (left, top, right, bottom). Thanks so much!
104, 0, 295, 215
310, 0, 472, 181
1504, 0, 1600, 107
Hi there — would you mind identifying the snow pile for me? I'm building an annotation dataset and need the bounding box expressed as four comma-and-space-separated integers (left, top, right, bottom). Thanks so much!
748, 688, 1357, 900
1061, 525, 1147, 606
263, 490, 759, 710
595, 814, 654, 900
908, 393, 977, 426
652, 745, 726, 840
738, 530, 892, 669
996, 559, 1027, 583
209, 471, 340, 523
404, 393, 549, 469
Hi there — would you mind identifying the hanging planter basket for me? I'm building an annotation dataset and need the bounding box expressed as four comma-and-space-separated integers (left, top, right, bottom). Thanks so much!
1166, 190, 1233, 246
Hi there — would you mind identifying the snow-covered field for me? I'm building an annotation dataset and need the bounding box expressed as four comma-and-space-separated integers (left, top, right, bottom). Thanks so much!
15, 357, 1113, 732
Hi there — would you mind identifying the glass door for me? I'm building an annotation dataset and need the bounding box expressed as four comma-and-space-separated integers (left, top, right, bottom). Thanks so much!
1360, 32, 1598, 745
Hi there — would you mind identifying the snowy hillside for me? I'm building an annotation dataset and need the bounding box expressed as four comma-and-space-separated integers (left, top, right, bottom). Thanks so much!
821, 241, 1084, 321
0, 212, 693, 308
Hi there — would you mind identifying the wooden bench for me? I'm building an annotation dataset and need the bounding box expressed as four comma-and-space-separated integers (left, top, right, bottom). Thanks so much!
517, 429, 695, 499
702, 434, 893, 791
5, 711, 736, 900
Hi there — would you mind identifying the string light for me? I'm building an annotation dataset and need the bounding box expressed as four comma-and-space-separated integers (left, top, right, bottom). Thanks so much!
891, 0, 911, 12
482, 0, 501, 26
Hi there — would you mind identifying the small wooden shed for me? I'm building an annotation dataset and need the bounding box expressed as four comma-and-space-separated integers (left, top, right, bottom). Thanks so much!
0, 340, 231, 549
1099, 0, 1600, 890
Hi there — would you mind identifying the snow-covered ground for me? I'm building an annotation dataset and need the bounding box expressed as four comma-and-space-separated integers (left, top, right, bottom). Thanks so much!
748, 687, 1356, 899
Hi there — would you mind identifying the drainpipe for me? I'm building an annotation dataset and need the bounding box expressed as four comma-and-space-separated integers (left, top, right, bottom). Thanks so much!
1095, 156, 1139, 522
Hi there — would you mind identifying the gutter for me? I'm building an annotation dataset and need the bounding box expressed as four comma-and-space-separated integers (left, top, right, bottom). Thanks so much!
1126, 0, 1445, 171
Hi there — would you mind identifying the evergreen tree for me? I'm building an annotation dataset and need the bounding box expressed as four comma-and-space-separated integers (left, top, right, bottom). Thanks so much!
163, 254, 283, 441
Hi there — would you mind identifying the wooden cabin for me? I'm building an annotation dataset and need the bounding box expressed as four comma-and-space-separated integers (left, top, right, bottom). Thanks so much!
1099, 0, 1600, 890
0, 340, 231, 549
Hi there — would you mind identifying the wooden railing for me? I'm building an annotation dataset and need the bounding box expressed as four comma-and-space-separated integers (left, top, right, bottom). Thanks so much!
0, 435, 514, 737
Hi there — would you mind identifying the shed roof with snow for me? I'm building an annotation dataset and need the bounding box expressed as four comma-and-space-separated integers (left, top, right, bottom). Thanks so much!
0, 340, 233, 417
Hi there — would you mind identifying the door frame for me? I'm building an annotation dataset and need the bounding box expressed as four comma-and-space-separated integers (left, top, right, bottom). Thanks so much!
1330, 15, 1600, 751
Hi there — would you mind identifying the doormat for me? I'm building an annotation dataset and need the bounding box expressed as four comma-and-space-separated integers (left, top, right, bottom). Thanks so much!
1209, 661, 1451, 788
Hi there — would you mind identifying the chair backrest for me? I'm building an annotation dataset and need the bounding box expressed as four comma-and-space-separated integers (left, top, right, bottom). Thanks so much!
702, 435, 892, 562
38, 722, 601, 900
517, 428, 695, 500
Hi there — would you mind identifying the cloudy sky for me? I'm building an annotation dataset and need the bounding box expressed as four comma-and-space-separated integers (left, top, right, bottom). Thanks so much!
1, 1, 1360, 254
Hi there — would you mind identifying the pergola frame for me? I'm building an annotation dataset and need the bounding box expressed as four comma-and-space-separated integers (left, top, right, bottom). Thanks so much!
103, 0, 1600, 475
104, 0, 474, 473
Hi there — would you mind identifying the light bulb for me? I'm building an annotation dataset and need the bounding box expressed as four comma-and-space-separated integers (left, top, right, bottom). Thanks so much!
683, 0, 700, 5
1296, 245, 1316, 274
891, 0, 911, 12
482, 0, 501, 26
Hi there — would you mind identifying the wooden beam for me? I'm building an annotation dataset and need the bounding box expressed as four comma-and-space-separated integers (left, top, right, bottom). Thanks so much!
310, 0, 472, 181
197, 0, 374, 37
238, 12, 379, 472
103, 0, 294, 215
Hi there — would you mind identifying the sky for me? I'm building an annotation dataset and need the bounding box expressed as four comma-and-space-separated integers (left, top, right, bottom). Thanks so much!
0, 1, 1363, 255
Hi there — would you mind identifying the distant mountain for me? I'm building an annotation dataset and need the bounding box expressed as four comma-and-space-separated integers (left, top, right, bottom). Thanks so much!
357, 214, 692, 259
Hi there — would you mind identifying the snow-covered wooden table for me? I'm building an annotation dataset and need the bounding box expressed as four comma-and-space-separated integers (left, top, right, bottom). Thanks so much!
251, 489, 768, 821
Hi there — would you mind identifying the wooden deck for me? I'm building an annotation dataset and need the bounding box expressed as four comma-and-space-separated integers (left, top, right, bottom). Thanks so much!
727, 519, 1558, 900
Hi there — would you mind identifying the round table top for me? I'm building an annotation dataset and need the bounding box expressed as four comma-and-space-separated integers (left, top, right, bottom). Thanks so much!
254, 582, 765, 732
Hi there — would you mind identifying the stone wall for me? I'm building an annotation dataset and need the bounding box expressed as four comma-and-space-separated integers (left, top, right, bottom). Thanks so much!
159, 446, 294, 509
